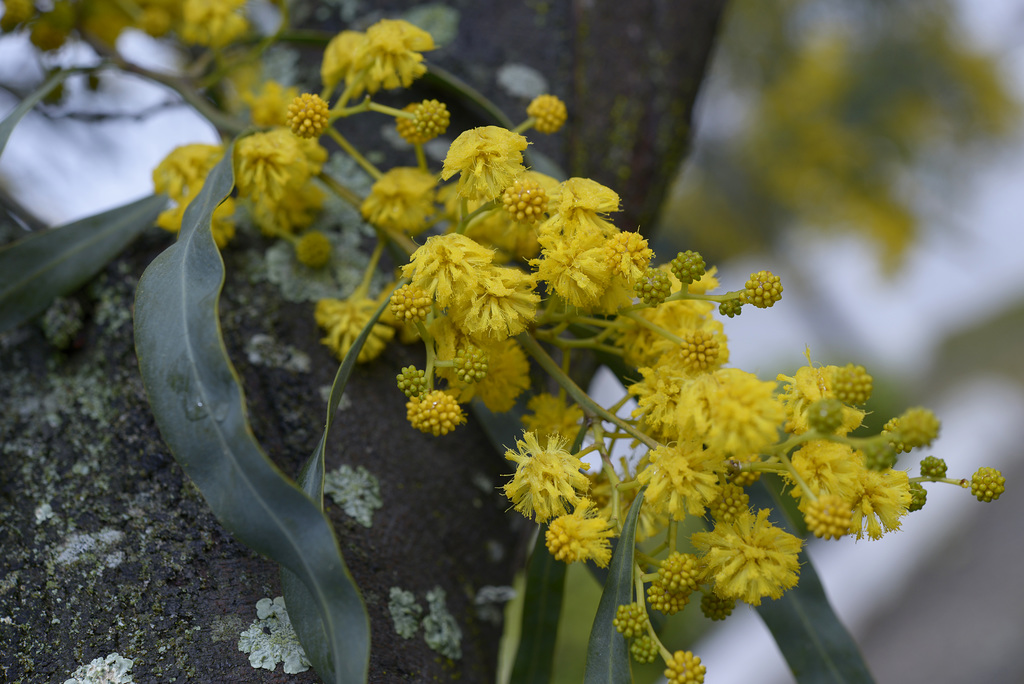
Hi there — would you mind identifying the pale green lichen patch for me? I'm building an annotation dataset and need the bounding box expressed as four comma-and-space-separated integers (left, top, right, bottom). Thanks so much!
423, 586, 462, 660
64, 652, 134, 683
388, 587, 423, 639
497, 63, 548, 99
245, 333, 311, 373
237, 597, 311, 674
324, 465, 382, 527
474, 585, 516, 625
55, 528, 124, 568
41, 297, 84, 350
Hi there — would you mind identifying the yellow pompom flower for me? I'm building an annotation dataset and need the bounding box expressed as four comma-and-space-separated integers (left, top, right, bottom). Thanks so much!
441, 126, 528, 201
181, 0, 248, 49
389, 284, 432, 323
406, 389, 465, 436
355, 19, 435, 94
242, 81, 298, 127
777, 362, 866, 435
616, 292, 723, 368
295, 231, 332, 269
638, 441, 723, 520
396, 99, 450, 144
850, 467, 911, 540
704, 369, 785, 457
314, 295, 395, 363
664, 650, 706, 684
604, 230, 653, 285
521, 393, 584, 443
449, 266, 539, 341
692, 508, 803, 606
235, 129, 311, 205
532, 231, 612, 311
803, 495, 852, 540
526, 94, 568, 134
321, 30, 364, 92
401, 233, 496, 308
287, 93, 330, 138
789, 440, 862, 504
502, 431, 590, 523
455, 338, 531, 413
545, 499, 616, 567
360, 167, 437, 234
540, 177, 620, 239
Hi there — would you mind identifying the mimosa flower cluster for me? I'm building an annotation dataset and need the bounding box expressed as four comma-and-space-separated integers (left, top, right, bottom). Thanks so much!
102, 11, 1005, 680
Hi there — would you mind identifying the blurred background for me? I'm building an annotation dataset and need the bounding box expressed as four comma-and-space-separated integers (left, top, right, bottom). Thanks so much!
3, 0, 1023, 682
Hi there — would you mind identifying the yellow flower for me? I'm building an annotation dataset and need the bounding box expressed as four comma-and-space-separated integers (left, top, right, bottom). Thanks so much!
789, 440, 862, 504
638, 441, 723, 520
321, 30, 364, 92
441, 126, 528, 201
314, 294, 395, 363
850, 467, 911, 540
546, 499, 616, 567
241, 80, 298, 127
406, 389, 465, 436
532, 230, 611, 310
353, 19, 435, 95
777, 361, 865, 435
235, 129, 310, 204
540, 177, 620, 239
604, 230, 653, 285
704, 369, 784, 456
401, 233, 495, 308
181, 0, 248, 49
527, 94, 568, 134
448, 266, 539, 341
502, 431, 590, 523
521, 393, 584, 443
455, 338, 531, 412
616, 293, 724, 368
250, 180, 325, 236
692, 508, 803, 606
360, 167, 437, 234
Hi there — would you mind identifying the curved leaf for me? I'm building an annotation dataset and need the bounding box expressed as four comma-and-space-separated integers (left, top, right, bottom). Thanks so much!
133, 146, 369, 684
750, 479, 876, 683
0, 69, 78, 157
0, 194, 165, 333
584, 488, 645, 684
282, 289, 396, 680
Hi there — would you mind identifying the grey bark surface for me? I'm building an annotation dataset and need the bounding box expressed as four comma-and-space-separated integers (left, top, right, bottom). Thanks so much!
0, 2, 726, 681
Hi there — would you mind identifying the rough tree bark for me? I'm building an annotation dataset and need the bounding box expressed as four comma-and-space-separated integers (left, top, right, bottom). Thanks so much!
0, 2, 726, 681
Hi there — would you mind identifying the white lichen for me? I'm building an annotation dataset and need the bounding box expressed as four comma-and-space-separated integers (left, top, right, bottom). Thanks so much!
422, 586, 462, 660
237, 597, 311, 674
474, 585, 516, 625
55, 528, 123, 567
324, 465, 382, 527
34, 502, 55, 524
404, 4, 460, 47
245, 334, 311, 373
64, 652, 134, 684
388, 587, 423, 639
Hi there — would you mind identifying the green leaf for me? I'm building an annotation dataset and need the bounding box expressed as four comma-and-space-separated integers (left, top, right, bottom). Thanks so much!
584, 488, 645, 684
749, 480, 876, 684
0, 69, 77, 157
133, 146, 369, 684
281, 289, 395, 681
510, 528, 567, 684
0, 194, 166, 334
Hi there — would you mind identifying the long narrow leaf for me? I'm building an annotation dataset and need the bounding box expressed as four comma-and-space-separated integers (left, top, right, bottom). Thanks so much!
510, 528, 567, 684
584, 488, 645, 684
750, 479, 876, 683
0, 194, 166, 333
0, 69, 77, 157
281, 289, 396, 680
133, 146, 369, 684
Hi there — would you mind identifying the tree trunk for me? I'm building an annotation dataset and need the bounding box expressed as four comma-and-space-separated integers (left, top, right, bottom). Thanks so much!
0, 2, 726, 681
